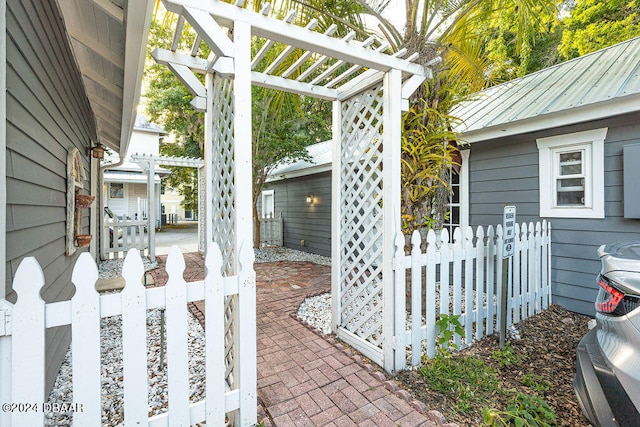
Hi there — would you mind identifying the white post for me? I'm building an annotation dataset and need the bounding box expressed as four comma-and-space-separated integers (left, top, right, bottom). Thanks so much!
233, 20, 257, 426
331, 99, 341, 334
0, 3, 10, 424
204, 74, 214, 256
382, 68, 402, 372
148, 159, 156, 262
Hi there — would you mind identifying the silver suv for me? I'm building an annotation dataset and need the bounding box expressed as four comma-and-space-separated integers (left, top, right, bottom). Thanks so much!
574, 242, 640, 426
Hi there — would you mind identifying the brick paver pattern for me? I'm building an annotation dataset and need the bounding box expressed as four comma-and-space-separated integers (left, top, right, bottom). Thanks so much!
149, 255, 450, 427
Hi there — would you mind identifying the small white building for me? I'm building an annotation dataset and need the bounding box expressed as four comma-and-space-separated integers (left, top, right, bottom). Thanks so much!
102, 115, 168, 223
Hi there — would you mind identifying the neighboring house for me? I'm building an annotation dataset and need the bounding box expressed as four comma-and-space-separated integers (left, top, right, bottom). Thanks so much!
260, 139, 464, 257
2, 0, 152, 391
263, 37, 640, 316
260, 141, 333, 256
103, 115, 168, 223
452, 36, 640, 315
162, 186, 196, 222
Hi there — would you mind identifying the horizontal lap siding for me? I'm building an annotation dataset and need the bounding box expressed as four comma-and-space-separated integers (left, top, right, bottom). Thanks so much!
6, 0, 97, 392
263, 171, 332, 256
469, 112, 640, 316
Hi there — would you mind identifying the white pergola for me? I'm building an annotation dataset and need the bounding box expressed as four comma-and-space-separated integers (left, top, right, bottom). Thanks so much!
130, 154, 204, 260
154, 0, 431, 423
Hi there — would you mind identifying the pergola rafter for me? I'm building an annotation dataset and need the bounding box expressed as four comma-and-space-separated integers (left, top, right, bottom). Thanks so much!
153, 0, 434, 424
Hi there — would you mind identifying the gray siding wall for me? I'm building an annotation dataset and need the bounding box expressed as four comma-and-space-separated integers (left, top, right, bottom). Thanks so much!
6, 0, 97, 391
468, 111, 640, 315
262, 171, 332, 257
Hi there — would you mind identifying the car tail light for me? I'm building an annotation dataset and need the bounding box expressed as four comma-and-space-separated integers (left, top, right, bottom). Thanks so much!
596, 275, 640, 316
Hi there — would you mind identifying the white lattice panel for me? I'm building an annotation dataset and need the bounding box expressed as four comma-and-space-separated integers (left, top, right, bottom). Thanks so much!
211, 75, 237, 389
212, 75, 236, 275
339, 85, 385, 348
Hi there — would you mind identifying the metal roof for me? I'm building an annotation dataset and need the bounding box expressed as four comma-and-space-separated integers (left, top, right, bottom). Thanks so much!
453, 36, 640, 142
268, 140, 332, 181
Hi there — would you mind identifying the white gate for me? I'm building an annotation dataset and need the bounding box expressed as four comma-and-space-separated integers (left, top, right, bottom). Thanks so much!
394, 221, 552, 370
259, 214, 283, 247
0, 243, 255, 426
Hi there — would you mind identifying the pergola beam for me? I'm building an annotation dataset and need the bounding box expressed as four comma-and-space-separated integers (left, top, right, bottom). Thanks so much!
163, 0, 427, 76
251, 72, 338, 100
183, 6, 235, 58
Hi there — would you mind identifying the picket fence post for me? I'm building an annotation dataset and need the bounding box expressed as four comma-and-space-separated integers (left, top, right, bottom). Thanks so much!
393, 232, 406, 371
165, 246, 190, 425
439, 228, 451, 320
121, 248, 149, 424
463, 226, 474, 345
451, 228, 463, 349
475, 226, 485, 341
11, 257, 46, 426
71, 253, 101, 425
205, 243, 226, 424
486, 226, 496, 335
424, 230, 437, 359
527, 223, 536, 317
410, 230, 422, 365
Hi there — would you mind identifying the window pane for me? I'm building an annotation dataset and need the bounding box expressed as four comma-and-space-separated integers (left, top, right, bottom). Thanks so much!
559, 151, 582, 176
557, 177, 585, 206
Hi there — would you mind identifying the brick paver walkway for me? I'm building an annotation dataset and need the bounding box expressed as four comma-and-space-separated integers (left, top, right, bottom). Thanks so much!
149, 255, 454, 427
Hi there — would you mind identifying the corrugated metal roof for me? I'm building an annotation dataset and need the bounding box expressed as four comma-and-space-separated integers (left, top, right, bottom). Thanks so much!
453, 36, 640, 141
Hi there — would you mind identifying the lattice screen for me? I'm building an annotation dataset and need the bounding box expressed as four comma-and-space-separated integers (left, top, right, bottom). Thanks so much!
339, 85, 385, 348
211, 74, 237, 390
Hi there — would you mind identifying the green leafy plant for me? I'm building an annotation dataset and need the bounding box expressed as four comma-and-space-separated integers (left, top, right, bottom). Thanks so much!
419, 355, 499, 414
520, 374, 550, 395
482, 392, 557, 426
492, 341, 522, 367
435, 313, 465, 356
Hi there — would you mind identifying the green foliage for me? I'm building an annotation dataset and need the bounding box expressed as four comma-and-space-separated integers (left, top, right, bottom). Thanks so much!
520, 374, 551, 395
492, 341, 522, 367
419, 354, 500, 414
435, 314, 465, 355
400, 101, 461, 235
144, 13, 331, 236
558, 0, 640, 60
482, 392, 557, 426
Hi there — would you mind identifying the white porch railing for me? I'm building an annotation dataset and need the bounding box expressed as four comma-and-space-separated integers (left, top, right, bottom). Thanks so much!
259, 214, 283, 247
0, 243, 257, 426
394, 221, 551, 370
103, 218, 149, 259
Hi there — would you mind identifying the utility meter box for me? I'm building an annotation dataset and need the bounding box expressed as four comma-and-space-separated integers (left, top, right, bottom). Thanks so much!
623, 143, 640, 219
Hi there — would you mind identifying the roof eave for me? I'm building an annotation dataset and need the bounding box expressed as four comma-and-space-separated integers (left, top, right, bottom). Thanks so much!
461, 93, 640, 143
119, 1, 155, 158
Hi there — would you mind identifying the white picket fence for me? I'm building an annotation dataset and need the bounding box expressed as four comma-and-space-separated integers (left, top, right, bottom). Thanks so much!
103, 218, 149, 259
259, 214, 283, 247
0, 243, 256, 426
394, 221, 551, 369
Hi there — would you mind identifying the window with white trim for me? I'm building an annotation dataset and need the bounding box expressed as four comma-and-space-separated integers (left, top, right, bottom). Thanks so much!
261, 189, 274, 218
536, 128, 607, 218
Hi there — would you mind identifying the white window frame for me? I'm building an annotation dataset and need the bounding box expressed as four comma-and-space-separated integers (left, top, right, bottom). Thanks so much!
261, 189, 274, 218
536, 128, 607, 219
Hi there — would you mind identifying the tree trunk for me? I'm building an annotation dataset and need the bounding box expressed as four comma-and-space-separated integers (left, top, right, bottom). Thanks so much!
253, 201, 261, 249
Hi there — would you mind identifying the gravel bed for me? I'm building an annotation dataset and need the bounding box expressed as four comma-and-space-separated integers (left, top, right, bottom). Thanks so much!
98, 257, 158, 279
254, 246, 331, 265
46, 308, 206, 426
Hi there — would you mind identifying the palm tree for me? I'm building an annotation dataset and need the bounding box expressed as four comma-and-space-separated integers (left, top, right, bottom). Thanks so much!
264, 0, 559, 234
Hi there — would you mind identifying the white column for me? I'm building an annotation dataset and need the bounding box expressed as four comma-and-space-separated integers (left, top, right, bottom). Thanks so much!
148, 159, 156, 262
204, 74, 213, 256
460, 149, 470, 239
331, 99, 342, 334
233, 20, 257, 426
382, 69, 402, 372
